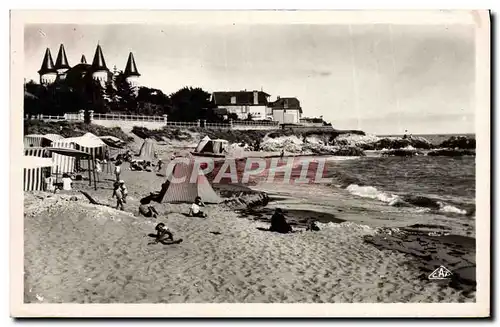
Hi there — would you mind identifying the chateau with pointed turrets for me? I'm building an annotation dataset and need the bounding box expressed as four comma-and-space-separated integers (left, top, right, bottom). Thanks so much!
38, 43, 140, 89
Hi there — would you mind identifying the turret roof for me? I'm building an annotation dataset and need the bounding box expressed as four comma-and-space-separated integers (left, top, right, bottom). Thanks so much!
38, 48, 56, 75
124, 52, 140, 77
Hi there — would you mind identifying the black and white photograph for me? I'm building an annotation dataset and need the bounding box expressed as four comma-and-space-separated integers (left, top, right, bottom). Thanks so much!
10, 10, 490, 317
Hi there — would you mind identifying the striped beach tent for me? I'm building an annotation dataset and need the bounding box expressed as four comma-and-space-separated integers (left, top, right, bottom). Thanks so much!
161, 160, 221, 204
76, 133, 107, 160
43, 133, 64, 143
23, 156, 54, 191
24, 134, 44, 148
137, 138, 156, 161
24, 134, 64, 148
25, 147, 51, 158
51, 138, 79, 174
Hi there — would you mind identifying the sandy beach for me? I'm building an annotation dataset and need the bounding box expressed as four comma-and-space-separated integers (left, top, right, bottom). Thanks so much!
23, 158, 475, 303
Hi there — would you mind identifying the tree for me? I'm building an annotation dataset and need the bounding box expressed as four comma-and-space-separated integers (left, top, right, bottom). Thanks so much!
168, 87, 214, 121
114, 71, 137, 113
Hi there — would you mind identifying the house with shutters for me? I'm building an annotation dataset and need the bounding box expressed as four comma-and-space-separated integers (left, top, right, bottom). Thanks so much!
268, 96, 303, 124
211, 90, 271, 120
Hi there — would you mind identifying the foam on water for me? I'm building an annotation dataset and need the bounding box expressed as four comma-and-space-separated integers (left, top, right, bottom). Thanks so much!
345, 183, 468, 215
346, 184, 399, 204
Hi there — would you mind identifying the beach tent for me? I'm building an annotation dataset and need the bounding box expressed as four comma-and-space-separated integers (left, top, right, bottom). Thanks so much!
195, 136, 211, 153
43, 133, 64, 143
25, 147, 51, 158
193, 136, 228, 156
99, 135, 127, 148
25, 145, 74, 175
52, 133, 107, 171
45, 147, 97, 190
160, 160, 222, 204
24, 134, 64, 148
51, 138, 79, 174
24, 134, 45, 148
76, 133, 107, 159
23, 156, 54, 191
137, 138, 156, 161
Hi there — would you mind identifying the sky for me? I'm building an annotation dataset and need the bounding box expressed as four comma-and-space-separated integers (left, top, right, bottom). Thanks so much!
24, 23, 476, 135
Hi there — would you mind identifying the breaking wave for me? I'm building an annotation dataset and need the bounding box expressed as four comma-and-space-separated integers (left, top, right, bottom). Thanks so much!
345, 184, 468, 215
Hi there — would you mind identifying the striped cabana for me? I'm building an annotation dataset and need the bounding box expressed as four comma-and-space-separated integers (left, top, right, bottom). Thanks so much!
50, 138, 79, 174
24, 134, 44, 148
76, 133, 107, 160
23, 156, 54, 191
24, 133, 64, 148
24, 147, 51, 158
44, 147, 97, 190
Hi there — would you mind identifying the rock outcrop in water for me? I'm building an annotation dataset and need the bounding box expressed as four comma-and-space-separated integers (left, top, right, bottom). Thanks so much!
427, 149, 476, 157
332, 134, 434, 151
381, 148, 424, 157
260, 135, 366, 156
439, 136, 476, 150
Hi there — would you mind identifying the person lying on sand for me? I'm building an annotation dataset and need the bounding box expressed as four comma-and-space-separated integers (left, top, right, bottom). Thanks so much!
189, 196, 207, 218
139, 198, 159, 218
270, 208, 292, 234
112, 182, 125, 211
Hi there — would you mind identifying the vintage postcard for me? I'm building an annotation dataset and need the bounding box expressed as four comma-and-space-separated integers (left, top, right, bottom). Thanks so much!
10, 10, 490, 317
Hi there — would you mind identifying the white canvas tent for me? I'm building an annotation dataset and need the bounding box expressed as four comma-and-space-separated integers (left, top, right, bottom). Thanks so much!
193, 136, 228, 157
159, 160, 222, 204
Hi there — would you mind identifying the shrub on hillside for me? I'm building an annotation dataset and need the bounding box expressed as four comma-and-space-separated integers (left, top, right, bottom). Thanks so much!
24, 120, 133, 142
131, 126, 192, 141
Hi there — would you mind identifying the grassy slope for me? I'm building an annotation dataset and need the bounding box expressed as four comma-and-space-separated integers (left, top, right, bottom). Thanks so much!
24, 120, 134, 142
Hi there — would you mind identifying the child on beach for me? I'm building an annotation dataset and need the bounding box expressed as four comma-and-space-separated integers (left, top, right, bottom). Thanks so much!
119, 180, 128, 203
189, 196, 207, 218
61, 173, 73, 191
114, 161, 122, 181
151, 222, 174, 244
44, 171, 55, 192
139, 198, 159, 218
112, 182, 125, 211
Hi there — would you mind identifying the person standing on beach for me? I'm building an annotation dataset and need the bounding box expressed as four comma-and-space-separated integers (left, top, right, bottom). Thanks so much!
114, 161, 122, 182
157, 158, 163, 172
112, 182, 125, 211
119, 180, 128, 203
44, 171, 55, 193
95, 158, 102, 182
280, 149, 285, 159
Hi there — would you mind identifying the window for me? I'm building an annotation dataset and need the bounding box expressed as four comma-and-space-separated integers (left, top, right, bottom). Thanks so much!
230, 96, 236, 104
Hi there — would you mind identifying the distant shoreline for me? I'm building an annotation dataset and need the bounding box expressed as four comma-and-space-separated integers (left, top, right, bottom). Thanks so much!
376, 133, 475, 137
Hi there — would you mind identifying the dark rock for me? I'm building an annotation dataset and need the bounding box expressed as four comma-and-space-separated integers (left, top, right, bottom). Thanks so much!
427, 149, 475, 157
438, 136, 476, 150
364, 232, 476, 294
